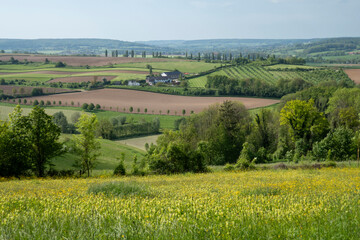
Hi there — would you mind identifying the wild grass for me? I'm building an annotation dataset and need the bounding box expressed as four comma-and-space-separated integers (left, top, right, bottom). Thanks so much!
1, 168, 360, 239
88, 181, 152, 198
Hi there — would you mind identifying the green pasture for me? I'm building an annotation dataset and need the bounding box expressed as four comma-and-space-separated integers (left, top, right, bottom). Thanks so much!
323, 54, 360, 61
52, 134, 146, 171
115, 61, 219, 73
116, 134, 160, 151
0, 103, 181, 130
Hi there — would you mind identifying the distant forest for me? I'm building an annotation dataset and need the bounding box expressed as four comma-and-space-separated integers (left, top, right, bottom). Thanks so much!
0, 37, 360, 63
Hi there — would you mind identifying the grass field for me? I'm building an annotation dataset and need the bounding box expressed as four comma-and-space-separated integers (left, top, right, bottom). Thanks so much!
0, 60, 219, 84
0, 103, 181, 130
52, 134, 146, 171
1, 167, 359, 239
188, 64, 351, 88
115, 61, 219, 73
116, 134, 160, 151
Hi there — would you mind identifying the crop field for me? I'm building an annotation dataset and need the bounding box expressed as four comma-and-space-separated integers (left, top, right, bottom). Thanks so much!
1, 168, 359, 239
344, 69, 360, 84
21, 89, 280, 115
0, 55, 182, 67
0, 67, 150, 83
189, 65, 351, 88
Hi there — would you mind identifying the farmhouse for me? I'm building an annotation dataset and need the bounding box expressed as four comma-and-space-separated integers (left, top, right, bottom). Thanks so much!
127, 80, 141, 86
146, 70, 184, 85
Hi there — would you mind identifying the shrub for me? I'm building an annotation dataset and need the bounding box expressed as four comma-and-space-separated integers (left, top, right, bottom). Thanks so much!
82, 103, 89, 110
55, 61, 66, 68
224, 163, 235, 171
31, 88, 43, 96
87, 103, 95, 111
114, 160, 126, 176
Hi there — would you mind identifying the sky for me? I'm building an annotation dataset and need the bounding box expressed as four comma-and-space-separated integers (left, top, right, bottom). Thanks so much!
1, 0, 359, 41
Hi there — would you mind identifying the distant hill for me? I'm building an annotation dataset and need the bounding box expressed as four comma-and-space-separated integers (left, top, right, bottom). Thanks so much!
0, 38, 172, 55
1, 38, 359, 63
137, 39, 316, 53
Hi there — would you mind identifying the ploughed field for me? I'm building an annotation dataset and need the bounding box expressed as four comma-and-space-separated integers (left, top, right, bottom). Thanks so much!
345, 69, 360, 84
0, 85, 76, 95
24, 89, 279, 115
1, 168, 360, 239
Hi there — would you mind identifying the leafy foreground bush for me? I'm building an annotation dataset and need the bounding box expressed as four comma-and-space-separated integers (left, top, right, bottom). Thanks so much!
88, 181, 152, 198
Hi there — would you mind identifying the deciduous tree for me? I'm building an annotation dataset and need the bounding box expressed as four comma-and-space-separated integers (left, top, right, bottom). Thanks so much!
73, 113, 100, 177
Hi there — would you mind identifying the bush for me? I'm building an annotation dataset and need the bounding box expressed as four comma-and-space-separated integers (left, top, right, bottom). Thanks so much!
224, 163, 235, 171
88, 103, 95, 111
31, 88, 43, 96
55, 61, 66, 68
114, 160, 126, 176
82, 103, 89, 110
235, 157, 255, 170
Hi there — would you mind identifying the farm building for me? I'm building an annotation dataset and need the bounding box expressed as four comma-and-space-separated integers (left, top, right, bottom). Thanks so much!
146, 70, 183, 85
127, 80, 141, 86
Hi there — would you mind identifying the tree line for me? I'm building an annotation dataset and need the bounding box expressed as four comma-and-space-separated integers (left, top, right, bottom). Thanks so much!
146, 85, 360, 174
0, 106, 100, 177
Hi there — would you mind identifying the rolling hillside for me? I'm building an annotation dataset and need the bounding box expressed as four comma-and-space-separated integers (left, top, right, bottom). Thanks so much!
188, 64, 351, 88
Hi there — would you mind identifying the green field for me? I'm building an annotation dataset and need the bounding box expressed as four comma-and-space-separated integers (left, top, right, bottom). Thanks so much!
116, 134, 160, 151
0, 60, 219, 83
115, 61, 219, 73
1, 168, 360, 239
0, 103, 181, 130
52, 134, 146, 172
188, 64, 351, 88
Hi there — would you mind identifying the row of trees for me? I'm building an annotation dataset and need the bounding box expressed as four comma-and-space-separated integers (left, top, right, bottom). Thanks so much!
147, 86, 360, 173
0, 106, 100, 177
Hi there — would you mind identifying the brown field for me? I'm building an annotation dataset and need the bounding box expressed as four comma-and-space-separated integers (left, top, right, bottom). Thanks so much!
0, 55, 181, 67
22, 89, 279, 115
0, 85, 76, 96
345, 69, 360, 84
48, 76, 117, 83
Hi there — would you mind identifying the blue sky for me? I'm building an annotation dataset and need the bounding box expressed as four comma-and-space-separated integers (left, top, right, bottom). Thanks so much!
1, 0, 359, 41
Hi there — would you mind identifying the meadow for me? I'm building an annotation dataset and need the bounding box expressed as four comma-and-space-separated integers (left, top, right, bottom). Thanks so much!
0, 103, 181, 130
52, 134, 147, 172
0, 59, 219, 83
1, 167, 359, 239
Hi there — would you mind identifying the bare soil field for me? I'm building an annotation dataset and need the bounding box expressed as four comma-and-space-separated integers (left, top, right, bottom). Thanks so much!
0, 85, 76, 95
0, 55, 181, 67
345, 69, 360, 84
48, 76, 116, 83
22, 89, 279, 115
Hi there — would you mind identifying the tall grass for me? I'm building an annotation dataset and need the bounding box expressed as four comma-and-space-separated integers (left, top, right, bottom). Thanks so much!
1, 168, 360, 239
